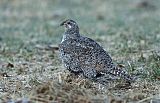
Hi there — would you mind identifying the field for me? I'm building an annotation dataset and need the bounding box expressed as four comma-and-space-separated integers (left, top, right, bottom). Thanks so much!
0, 0, 160, 102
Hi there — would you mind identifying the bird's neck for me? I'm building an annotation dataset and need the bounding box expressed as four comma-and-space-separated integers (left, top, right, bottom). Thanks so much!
61, 29, 80, 42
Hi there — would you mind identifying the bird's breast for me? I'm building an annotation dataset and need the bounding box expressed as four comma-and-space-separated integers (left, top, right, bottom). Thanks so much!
61, 35, 66, 43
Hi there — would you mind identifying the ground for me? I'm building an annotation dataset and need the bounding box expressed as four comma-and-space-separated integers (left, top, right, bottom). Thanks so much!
0, 0, 160, 103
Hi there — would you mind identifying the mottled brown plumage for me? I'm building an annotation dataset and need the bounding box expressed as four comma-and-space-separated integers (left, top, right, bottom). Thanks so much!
59, 19, 134, 84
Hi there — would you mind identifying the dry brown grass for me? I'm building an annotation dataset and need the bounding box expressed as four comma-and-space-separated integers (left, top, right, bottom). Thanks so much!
0, 0, 160, 102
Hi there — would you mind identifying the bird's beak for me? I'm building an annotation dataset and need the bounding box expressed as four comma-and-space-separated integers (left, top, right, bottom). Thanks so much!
60, 21, 66, 26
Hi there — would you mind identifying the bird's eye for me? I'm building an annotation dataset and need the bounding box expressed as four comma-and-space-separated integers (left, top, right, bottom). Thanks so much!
67, 22, 71, 25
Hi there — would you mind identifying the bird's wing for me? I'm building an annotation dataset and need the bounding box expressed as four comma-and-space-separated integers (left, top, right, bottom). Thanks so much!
59, 36, 113, 72
59, 37, 134, 82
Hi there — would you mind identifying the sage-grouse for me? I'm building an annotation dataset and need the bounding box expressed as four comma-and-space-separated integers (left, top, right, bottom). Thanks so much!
59, 19, 134, 84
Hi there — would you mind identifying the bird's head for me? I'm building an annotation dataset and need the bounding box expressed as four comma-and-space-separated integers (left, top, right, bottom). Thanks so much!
60, 19, 79, 33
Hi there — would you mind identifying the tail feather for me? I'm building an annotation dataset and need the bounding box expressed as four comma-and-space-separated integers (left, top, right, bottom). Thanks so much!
105, 65, 135, 82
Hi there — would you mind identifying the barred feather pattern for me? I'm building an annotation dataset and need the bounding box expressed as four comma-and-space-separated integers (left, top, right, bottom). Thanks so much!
59, 19, 134, 84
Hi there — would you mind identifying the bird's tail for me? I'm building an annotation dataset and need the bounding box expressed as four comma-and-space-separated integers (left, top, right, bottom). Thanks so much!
105, 65, 135, 82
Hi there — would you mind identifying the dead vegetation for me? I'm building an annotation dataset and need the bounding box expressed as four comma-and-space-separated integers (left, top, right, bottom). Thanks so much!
0, 0, 160, 102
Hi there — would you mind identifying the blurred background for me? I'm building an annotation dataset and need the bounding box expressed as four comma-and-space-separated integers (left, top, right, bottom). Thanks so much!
0, 0, 160, 102
0, 0, 160, 54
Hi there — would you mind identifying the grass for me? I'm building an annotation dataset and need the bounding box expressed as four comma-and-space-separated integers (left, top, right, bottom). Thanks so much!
0, 0, 160, 102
